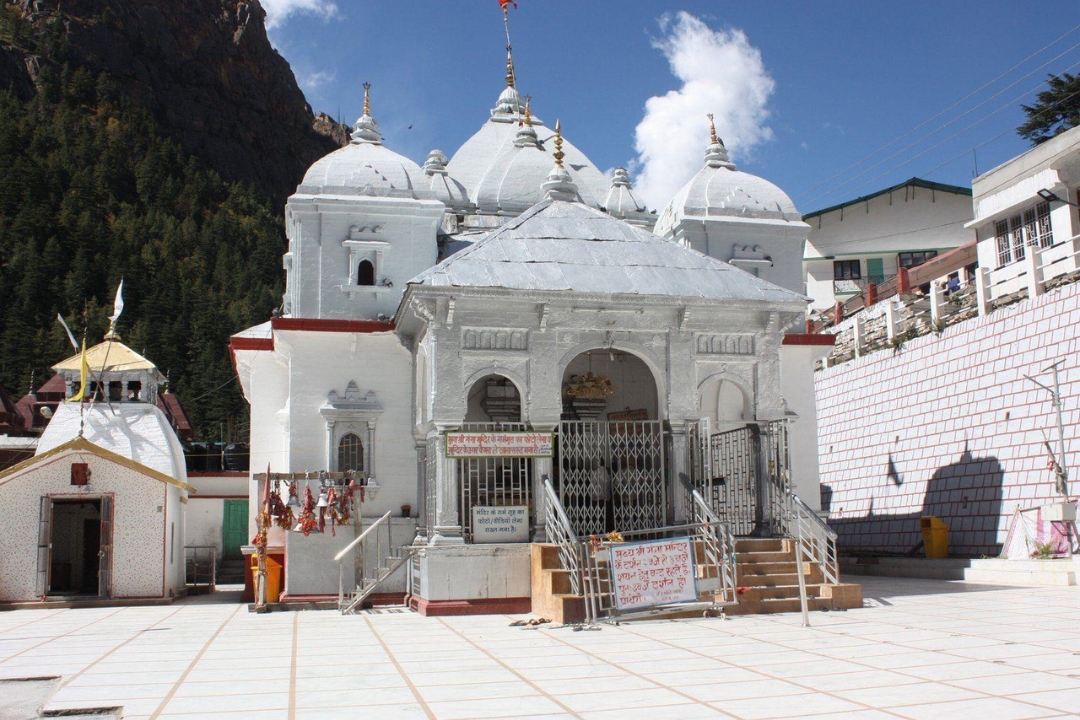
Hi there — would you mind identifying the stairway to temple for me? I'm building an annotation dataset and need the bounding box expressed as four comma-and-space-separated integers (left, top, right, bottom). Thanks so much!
530, 539, 862, 623
727, 538, 861, 616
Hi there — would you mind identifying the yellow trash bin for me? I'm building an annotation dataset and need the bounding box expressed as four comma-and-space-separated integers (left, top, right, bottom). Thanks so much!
920, 516, 949, 559
251, 555, 282, 603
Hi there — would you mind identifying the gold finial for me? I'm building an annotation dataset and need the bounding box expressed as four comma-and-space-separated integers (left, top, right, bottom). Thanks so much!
506, 47, 516, 89
707, 113, 719, 145
363, 82, 372, 116
523, 95, 532, 126
553, 119, 565, 168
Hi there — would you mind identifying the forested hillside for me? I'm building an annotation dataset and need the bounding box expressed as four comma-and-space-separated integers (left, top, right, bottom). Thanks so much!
0, 1, 342, 439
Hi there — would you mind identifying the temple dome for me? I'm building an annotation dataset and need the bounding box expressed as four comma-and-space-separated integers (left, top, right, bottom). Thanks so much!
602, 167, 652, 226
654, 124, 802, 236
447, 92, 608, 215
423, 150, 471, 210
296, 88, 432, 200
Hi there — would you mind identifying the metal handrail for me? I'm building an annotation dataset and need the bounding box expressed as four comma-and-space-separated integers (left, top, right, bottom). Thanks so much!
337, 510, 396, 613
543, 477, 582, 596
786, 493, 839, 586
334, 510, 391, 562
681, 477, 738, 605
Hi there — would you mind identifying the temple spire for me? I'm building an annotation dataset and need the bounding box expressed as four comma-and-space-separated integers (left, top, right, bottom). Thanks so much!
553, 119, 565, 168
704, 113, 734, 170
541, 118, 579, 201
351, 81, 383, 145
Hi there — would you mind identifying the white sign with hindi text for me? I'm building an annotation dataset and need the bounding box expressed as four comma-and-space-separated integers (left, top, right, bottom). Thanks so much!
471, 506, 530, 543
609, 537, 698, 611
445, 431, 554, 458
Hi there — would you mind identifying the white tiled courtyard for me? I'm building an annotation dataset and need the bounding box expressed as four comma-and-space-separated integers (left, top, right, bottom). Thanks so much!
3, 577, 1080, 719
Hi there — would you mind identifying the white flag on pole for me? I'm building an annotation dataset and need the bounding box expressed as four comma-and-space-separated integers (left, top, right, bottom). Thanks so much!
109, 279, 124, 327
56, 313, 79, 351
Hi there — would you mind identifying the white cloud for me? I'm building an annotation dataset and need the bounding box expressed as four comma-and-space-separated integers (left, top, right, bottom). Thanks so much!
299, 70, 335, 93
261, 0, 340, 29
631, 12, 776, 210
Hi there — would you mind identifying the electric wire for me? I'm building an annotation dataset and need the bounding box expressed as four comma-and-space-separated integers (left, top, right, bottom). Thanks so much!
803, 52, 1080, 208
795, 20, 1080, 200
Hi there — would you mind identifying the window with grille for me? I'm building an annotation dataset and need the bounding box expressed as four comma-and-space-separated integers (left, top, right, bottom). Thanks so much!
1034, 201, 1053, 248
833, 260, 860, 280
995, 219, 1011, 267
994, 202, 1054, 267
897, 250, 938, 269
337, 433, 364, 473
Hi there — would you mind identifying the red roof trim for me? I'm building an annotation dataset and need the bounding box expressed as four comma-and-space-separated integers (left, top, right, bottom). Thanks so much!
271, 317, 395, 334
783, 333, 836, 346
231, 336, 274, 352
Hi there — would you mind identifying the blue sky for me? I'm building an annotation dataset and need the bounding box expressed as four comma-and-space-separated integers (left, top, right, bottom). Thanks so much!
266, 1, 1080, 213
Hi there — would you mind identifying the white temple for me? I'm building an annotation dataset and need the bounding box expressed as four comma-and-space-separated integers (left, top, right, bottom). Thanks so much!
231, 46, 839, 615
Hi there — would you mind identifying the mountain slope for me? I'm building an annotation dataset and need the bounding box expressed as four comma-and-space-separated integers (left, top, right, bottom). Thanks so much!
1, 0, 344, 207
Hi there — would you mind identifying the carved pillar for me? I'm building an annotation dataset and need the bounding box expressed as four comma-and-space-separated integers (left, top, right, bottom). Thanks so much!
430, 426, 463, 545
530, 423, 558, 542
414, 438, 427, 543
325, 420, 336, 471
668, 421, 688, 525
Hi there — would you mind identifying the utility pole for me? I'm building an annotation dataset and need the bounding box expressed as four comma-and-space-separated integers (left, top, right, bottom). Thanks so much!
1024, 360, 1070, 498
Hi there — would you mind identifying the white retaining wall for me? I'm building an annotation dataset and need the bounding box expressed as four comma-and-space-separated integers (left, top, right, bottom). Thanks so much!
815, 280, 1080, 556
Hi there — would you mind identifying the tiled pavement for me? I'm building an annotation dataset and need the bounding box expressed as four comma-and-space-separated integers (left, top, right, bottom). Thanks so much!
2, 577, 1080, 719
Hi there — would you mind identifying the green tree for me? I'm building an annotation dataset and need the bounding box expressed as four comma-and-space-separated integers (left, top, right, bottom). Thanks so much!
1018, 72, 1080, 145
0, 68, 283, 440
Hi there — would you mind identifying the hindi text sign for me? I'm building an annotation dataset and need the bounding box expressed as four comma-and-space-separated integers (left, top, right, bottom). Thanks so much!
471, 506, 530, 543
609, 537, 698, 611
445, 431, 553, 458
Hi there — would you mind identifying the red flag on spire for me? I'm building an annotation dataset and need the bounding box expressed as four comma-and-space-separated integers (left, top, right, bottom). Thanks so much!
499, 0, 517, 8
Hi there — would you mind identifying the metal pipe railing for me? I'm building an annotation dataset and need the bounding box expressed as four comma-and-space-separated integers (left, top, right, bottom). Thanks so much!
542, 476, 582, 596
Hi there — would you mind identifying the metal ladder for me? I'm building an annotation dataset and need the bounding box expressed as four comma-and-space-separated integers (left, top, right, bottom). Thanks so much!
335, 511, 415, 615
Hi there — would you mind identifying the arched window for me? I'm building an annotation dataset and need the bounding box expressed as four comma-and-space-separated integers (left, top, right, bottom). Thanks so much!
338, 433, 364, 473
357, 259, 375, 286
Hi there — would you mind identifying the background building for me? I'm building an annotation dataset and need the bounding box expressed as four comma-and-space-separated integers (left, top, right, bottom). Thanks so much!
803, 178, 975, 311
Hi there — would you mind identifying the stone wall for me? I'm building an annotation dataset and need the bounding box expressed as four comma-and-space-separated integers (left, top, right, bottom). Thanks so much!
815, 280, 1080, 557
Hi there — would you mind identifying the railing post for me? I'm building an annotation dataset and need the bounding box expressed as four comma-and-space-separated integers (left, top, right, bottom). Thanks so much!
884, 301, 898, 341
832, 300, 844, 327
897, 267, 911, 295
929, 281, 944, 324
1026, 248, 1044, 299
975, 266, 990, 316
853, 314, 865, 358
865, 282, 877, 307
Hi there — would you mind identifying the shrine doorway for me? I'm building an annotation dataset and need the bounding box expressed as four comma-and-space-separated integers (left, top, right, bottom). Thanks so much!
556, 349, 666, 537
458, 373, 531, 542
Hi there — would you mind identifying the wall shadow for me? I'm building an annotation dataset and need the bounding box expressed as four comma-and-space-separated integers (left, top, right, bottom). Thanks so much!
821, 448, 1005, 557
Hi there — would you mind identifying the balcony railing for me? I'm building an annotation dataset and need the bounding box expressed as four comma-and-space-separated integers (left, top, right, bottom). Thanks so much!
833, 276, 889, 295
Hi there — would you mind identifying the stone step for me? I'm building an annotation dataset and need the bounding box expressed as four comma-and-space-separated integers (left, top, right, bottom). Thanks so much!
738, 571, 824, 587
738, 550, 796, 564
727, 595, 832, 616
735, 538, 787, 553
738, 584, 825, 601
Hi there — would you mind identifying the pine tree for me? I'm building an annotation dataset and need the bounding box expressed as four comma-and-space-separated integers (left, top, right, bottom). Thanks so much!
0, 68, 283, 439
1018, 72, 1080, 145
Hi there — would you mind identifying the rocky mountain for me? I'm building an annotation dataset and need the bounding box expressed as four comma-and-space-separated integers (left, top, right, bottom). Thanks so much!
1, 0, 346, 206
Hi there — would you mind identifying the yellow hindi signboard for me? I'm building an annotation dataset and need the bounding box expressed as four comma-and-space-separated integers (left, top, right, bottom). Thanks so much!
444, 431, 554, 458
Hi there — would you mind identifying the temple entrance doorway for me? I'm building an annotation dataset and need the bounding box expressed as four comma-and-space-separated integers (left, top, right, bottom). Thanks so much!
458, 374, 532, 542
556, 350, 666, 536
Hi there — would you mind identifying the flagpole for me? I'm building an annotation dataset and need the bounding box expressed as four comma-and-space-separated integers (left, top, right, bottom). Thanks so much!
503, 3, 516, 91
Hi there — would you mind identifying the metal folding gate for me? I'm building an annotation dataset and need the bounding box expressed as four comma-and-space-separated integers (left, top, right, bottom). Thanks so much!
456, 422, 533, 542
557, 421, 666, 537
685, 420, 791, 536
